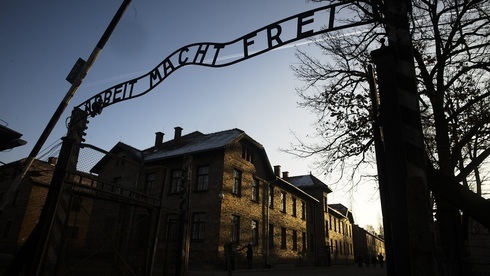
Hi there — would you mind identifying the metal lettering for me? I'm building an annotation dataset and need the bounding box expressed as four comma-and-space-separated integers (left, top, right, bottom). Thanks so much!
149, 67, 163, 88
113, 83, 124, 102
297, 11, 315, 38
77, 2, 374, 114
127, 79, 137, 98
212, 44, 225, 65
267, 24, 283, 48
243, 32, 257, 58
103, 89, 112, 105
179, 47, 190, 64
162, 58, 176, 77
193, 44, 210, 64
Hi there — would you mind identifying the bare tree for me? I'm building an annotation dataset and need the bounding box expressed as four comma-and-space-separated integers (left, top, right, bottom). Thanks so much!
290, 0, 490, 274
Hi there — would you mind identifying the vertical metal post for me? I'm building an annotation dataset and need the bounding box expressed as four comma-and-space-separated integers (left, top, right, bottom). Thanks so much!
175, 155, 192, 276
368, 64, 395, 274
373, 0, 436, 275
146, 168, 167, 276
27, 108, 88, 275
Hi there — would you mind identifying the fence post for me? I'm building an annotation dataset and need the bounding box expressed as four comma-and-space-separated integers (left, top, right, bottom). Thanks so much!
27, 108, 88, 275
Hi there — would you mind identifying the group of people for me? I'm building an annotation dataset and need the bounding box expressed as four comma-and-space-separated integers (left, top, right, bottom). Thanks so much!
356, 253, 384, 268
231, 243, 385, 271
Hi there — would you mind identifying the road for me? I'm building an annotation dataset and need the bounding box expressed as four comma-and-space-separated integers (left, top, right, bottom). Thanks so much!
189, 264, 387, 276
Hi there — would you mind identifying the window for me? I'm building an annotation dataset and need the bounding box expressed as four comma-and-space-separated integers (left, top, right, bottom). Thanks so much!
71, 196, 82, 212
302, 232, 307, 252
268, 186, 274, 208
301, 201, 306, 220
251, 220, 258, 245
324, 196, 328, 212
280, 191, 287, 213
192, 213, 206, 240
116, 155, 126, 167
196, 166, 209, 191
292, 230, 298, 250
281, 227, 287, 249
292, 197, 297, 217
170, 170, 182, 194
231, 215, 240, 243
166, 214, 178, 240
269, 224, 274, 248
232, 169, 241, 196
251, 179, 259, 202
329, 215, 332, 230
113, 177, 122, 194
145, 172, 156, 194
325, 221, 329, 237
241, 146, 254, 163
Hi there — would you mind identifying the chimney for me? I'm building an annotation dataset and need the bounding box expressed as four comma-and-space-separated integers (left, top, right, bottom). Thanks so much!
48, 157, 57, 166
282, 171, 289, 179
174, 126, 183, 141
274, 165, 281, 177
155, 131, 164, 146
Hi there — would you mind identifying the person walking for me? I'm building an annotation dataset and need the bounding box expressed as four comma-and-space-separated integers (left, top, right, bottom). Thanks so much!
245, 243, 253, 269
356, 254, 363, 267
378, 253, 384, 268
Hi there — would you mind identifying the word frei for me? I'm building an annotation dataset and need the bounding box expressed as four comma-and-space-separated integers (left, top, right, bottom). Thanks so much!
78, 3, 371, 114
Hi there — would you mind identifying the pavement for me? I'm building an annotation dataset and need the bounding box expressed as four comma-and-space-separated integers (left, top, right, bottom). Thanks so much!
189, 264, 387, 276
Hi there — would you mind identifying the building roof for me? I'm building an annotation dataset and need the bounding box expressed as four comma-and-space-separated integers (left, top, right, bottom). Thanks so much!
286, 173, 332, 193
144, 128, 249, 162
0, 124, 27, 151
0, 158, 56, 186
89, 142, 144, 173
273, 177, 319, 203
90, 128, 274, 179
329, 203, 355, 223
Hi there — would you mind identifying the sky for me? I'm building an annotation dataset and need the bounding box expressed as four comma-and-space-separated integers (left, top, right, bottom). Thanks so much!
0, 0, 382, 229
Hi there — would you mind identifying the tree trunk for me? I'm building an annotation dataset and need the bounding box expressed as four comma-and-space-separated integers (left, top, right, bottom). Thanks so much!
431, 99, 468, 274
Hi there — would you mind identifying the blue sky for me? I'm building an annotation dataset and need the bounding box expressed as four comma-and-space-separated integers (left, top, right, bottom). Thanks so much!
0, 0, 382, 228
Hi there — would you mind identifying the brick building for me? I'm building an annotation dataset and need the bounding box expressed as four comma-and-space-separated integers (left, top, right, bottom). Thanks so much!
353, 224, 385, 266
328, 204, 355, 264
284, 172, 333, 266
285, 174, 356, 265
87, 127, 319, 271
0, 127, 384, 272
0, 158, 92, 255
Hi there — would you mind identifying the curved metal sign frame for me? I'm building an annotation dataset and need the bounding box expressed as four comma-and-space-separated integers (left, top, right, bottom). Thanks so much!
77, 2, 374, 116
